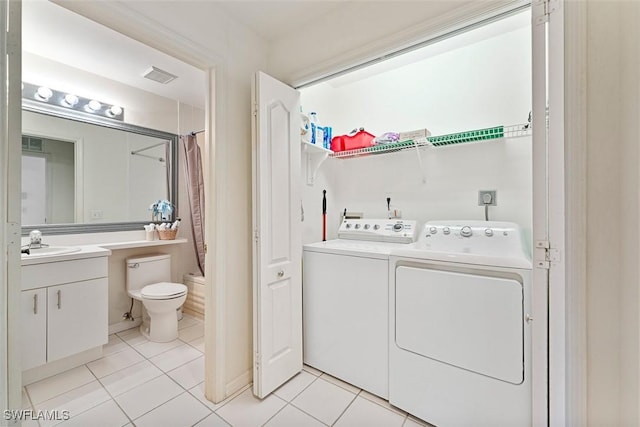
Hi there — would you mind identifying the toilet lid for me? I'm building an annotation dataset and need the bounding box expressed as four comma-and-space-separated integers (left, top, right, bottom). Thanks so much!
141, 282, 187, 300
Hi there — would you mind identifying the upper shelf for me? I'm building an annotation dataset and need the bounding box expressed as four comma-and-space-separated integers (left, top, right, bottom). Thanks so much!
302, 140, 332, 154
329, 123, 531, 159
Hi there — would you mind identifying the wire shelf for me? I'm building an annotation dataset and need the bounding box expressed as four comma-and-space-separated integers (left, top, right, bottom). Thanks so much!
329, 123, 531, 159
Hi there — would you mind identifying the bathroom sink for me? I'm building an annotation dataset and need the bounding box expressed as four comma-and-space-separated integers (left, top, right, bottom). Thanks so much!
22, 246, 81, 257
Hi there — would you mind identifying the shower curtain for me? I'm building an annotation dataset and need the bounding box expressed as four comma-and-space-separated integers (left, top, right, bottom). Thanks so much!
181, 134, 205, 275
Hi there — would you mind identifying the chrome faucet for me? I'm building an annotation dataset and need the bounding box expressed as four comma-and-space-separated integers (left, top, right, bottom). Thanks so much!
28, 230, 46, 249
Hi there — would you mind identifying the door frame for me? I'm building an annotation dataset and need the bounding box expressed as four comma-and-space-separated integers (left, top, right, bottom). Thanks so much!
546, 1, 568, 425
531, 1, 552, 424
559, 1, 588, 424
1, 0, 23, 414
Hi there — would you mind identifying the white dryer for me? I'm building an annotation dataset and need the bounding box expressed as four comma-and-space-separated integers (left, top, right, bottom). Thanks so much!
303, 218, 417, 399
389, 221, 532, 427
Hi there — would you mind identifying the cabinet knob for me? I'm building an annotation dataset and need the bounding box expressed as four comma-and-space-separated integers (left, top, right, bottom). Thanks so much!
277, 270, 285, 278
33, 293, 38, 315
57, 290, 62, 309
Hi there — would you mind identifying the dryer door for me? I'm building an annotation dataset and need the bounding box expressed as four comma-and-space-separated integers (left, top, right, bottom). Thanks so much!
395, 266, 524, 384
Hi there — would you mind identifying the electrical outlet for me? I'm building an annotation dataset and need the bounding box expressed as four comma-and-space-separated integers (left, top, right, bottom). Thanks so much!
478, 190, 497, 206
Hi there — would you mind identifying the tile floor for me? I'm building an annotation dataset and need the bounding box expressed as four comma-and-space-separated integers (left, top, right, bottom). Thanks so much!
22, 315, 432, 427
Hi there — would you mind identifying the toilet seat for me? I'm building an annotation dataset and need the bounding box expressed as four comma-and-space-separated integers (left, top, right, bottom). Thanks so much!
141, 282, 187, 300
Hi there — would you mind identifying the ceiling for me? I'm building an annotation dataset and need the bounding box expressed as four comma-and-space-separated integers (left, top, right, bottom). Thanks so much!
213, 1, 346, 41
22, 0, 207, 109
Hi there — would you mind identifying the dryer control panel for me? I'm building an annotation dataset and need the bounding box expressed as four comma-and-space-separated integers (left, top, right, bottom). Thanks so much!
417, 220, 529, 260
338, 219, 418, 243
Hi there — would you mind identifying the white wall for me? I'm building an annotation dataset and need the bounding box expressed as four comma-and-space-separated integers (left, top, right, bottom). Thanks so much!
301, 20, 532, 245
584, 1, 640, 425
216, 25, 270, 397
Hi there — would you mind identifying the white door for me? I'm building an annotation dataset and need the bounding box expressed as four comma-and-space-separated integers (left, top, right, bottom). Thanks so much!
252, 71, 302, 398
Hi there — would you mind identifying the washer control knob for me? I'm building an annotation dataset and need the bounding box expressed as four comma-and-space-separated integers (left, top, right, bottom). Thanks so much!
460, 226, 473, 237
443, 227, 451, 235
374, 224, 380, 230
429, 226, 437, 234
364, 224, 370, 230
485, 228, 494, 237
393, 223, 404, 232
355, 224, 361, 229
346, 223, 352, 229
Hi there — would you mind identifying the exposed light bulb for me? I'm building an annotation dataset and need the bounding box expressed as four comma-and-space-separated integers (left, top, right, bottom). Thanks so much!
86, 100, 102, 112
107, 105, 123, 117
35, 86, 53, 101
62, 94, 79, 107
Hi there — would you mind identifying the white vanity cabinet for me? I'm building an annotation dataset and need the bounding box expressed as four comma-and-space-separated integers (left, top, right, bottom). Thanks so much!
46, 278, 108, 362
20, 288, 47, 370
21, 253, 109, 371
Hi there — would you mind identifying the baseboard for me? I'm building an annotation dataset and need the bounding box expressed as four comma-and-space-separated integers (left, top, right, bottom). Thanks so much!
108, 318, 142, 335
226, 369, 252, 397
23, 347, 103, 385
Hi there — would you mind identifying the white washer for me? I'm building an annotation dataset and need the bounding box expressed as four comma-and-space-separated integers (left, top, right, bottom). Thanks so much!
303, 218, 417, 399
389, 221, 532, 427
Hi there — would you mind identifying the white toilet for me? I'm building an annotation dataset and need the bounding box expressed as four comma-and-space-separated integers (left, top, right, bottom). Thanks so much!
126, 254, 187, 342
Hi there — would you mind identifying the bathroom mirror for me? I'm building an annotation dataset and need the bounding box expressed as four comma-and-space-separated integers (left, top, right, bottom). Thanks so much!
21, 99, 178, 235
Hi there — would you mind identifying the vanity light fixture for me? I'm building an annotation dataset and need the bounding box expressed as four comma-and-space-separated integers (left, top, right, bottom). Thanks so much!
22, 82, 125, 121
35, 86, 53, 101
106, 105, 123, 118
86, 99, 102, 112
62, 93, 79, 107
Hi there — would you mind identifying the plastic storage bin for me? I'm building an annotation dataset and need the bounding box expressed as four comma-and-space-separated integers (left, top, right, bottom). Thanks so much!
331, 130, 375, 152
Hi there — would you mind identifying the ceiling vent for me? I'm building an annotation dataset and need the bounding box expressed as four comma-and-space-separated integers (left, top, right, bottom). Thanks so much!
142, 66, 178, 84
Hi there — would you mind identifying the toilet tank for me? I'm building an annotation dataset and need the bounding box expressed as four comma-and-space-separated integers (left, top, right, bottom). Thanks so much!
126, 254, 172, 293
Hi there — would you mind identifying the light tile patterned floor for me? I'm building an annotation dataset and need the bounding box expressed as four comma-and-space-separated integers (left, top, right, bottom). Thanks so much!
22, 315, 432, 427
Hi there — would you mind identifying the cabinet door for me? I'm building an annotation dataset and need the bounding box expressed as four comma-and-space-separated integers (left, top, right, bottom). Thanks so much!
20, 289, 47, 370
47, 278, 108, 362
